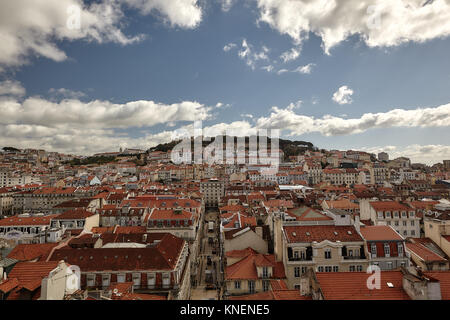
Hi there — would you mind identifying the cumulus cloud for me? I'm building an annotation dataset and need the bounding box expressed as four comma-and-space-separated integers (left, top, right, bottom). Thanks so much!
123, 0, 202, 29
332, 86, 354, 104
255, 0, 450, 54
0, 93, 214, 155
0, 97, 211, 129
0, 0, 204, 71
293, 63, 316, 74
0, 80, 26, 97
48, 88, 86, 100
255, 102, 450, 136
261, 65, 274, 72
220, 0, 236, 12
277, 69, 289, 75
360, 144, 450, 165
223, 43, 237, 51
280, 47, 301, 63
236, 39, 269, 69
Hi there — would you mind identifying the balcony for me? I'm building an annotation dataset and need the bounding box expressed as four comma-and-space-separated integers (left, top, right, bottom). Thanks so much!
342, 255, 366, 260
288, 257, 313, 262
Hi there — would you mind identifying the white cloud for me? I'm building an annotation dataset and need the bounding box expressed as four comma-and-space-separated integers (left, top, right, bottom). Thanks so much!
360, 144, 450, 165
0, 0, 144, 70
332, 86, 354, 104
0, 80, 26, 97
280, 47, 301, 63
277, 69, 289, 75
0, 93, 215, 155
261, 65, 274, 72
293, 63, 316, 74
0, 96, 212, 130
220, 0, 235, 12
241, 114, 254, 119
256, 102, 450, 136
223, 43, 237, 51
255, 0, 450, 54
48, 88, 86, 100
123, 0, 202, 29
237, 39, 269, 69
0, 0, 204, 71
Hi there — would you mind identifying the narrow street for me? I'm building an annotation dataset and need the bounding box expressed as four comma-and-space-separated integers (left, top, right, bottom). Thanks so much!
190, 208, 223, 300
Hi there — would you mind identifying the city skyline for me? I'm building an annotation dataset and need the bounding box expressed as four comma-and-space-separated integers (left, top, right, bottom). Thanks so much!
0, 1, 450, 162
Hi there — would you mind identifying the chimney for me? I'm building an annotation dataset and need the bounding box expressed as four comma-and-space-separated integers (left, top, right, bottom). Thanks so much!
401, 267, 442, 300
354, 215, 360, 234
255, 226, 263, 239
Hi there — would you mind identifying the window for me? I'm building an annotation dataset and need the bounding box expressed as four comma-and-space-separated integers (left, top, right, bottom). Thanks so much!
162, 273, 170, 288
87, 274, 96, 287
263, 280, 270, 292
318, 266, 324, 272
410, 230, 415, 236
333, 266, 339, 272
294, 267, 301, 278
410, 220, 415, 226
147, 273, 156, 288
385, 212, 391, 218
324, 249, 332, 259
300, 251, 306, 260
262, 267, 269, 278
395, 221, 399, 226
235, 281, 241, 289
293, 251, 299, 259
325, 266, 332, 272
387, 262, 393, 270
102, 274, 110, 288
377, 212, 384, 219
384, 243, 390, 257
301, 267, 307, 274
409, 211, 415, 217
248, 280, 255, 293
398, 243, 404, 256
394, 211, 399, 217
403, 221, 407, 226
117, 273, 125, 283
403, 230, 407, 235
349, 265, 356, 272
357, 265, 363, 272
371, 243, 377, 257
401, 211, 407, 217
132, 273, 141, 288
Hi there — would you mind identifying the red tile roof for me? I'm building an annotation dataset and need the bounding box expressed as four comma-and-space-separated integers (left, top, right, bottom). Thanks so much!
0, 214, 58, 226
0, 278, 19, 294
316, 271, 410, 300
55, 209, 96, 220
360, 226, 403, 241
406, 243, 447, 262
424, 271, 450, 300
7, 243, 59, 262
226, 251, 285, 280
284, 225, 363, 243
49, 233, 185, 271
7, 261, 60, 295
370, 201, 411, 211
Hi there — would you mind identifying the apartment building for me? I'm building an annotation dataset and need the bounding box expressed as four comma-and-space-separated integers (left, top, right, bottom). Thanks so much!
360, 225, 409, 270
282, 225, 368, 289
200, 178, 225, 207
360, 200, 420, 238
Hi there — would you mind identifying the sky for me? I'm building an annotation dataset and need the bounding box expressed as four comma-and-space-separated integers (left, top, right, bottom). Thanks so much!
0, 0, 450, 164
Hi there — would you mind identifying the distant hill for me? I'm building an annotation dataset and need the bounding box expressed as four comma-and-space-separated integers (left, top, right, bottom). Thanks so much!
147, 136, 315, 160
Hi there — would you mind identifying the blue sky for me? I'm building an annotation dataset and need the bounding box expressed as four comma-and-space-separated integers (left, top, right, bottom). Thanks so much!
0, 0, 449, 163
